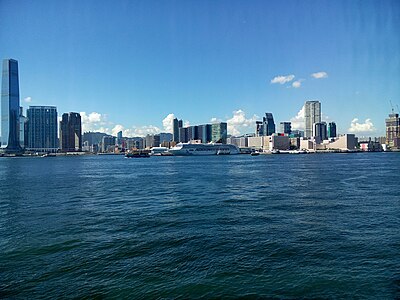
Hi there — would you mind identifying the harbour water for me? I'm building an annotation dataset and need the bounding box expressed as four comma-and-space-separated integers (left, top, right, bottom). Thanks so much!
1, 153, 399, 298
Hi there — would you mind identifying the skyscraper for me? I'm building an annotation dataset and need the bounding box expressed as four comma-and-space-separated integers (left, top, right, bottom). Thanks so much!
385, 112, 400, 150
211, 122, 228, 144
26, 106, 58, 153
313, 122, 328, 142
305, 101, 321, 138
280, 122, 292, 135
1, 59, 21, 151
173, 118, 180, 142
256, 113, 275, 136
60, 112, 82, 152
19, 107, 27, 149
327, 122, 337, 138
197, 124, 212, 143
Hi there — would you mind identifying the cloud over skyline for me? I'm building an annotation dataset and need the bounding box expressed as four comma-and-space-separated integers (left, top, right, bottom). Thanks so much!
225, 109, 259, 136
348, 118, 376, 134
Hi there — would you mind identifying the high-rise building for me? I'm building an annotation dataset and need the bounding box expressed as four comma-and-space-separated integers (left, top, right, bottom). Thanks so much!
280, 122, 292, 135
1, 59, 21, 152
59, 112, 82, 152
173, 118, 181, 142
179, 127, 188, 143
305, 101, 321, 138
26, 106, 58, 153
197, 124, 212, 143
264, 113, 275, 136
385, 112, 400, 150
211, 122, 227, 143
313, 122, 328, 142
327, 122, 337, 138
256, 113, 275, 136
101, 135, 116, 152
188, 125, 198, 141
19, 107, 27, 149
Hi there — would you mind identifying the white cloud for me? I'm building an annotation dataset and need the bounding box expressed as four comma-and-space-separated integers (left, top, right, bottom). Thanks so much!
290, 106, 305, 130
292, 80, 302, 88
24, 96, 32, 103
348, 118, 376, 134
225, 109, 259, 136
311, 71, 328, 79
162, 113, 175, 133
271, 74, 295, 84
80, 112, 109, 133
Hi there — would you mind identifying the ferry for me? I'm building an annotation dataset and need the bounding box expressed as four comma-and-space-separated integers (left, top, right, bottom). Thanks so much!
169, 143, 240, 156
125, 150, 150, 158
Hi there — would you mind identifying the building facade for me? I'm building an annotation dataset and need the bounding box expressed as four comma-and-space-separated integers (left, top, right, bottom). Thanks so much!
256, 113, 276, 136
313, 122, 328, 142
280, 122, 292, 135
327, 122, 337, 138
26, 106, 58, 153
211, 122, 227, 143
60, 112, 82, 152
305, 100, 321, 138
385, 113, 400, 150
1, 59, 21, 151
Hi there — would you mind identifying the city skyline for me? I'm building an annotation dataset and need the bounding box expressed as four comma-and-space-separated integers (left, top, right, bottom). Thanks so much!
1, 1, 400, 137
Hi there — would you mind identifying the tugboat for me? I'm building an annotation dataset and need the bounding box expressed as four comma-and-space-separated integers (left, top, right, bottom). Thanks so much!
125, 150, 150, 158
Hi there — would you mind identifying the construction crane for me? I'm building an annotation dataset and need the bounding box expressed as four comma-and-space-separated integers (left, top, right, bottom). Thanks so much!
389, 100, 395, 113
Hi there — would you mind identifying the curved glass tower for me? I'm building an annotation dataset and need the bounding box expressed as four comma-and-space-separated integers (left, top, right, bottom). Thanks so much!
1, 59, 21, 151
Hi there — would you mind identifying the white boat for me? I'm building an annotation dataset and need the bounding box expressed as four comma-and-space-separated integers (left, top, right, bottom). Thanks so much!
169, 143, 240, 156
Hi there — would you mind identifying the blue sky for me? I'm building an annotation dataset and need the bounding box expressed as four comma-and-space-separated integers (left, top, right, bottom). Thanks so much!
1, 0, 399, 137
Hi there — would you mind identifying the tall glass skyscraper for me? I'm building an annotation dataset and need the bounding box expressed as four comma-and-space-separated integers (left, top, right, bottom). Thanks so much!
26, 106, 58, 153
305, 100, 321, 138
1, 59, 21, 151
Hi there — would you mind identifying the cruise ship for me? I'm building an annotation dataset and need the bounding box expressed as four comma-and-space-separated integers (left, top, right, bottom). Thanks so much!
169, 143, 240, 156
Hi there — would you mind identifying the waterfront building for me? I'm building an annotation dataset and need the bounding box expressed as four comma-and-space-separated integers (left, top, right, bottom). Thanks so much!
173, 118, 182, 142
313, 122, 328, 142
60, 112, 82, 152
326, 134, 357, 150
179, 127, 189, 143
1, 59, 21, 152
359, 139, 382, 152
145, 134, 161, 148
159, 132, 173, 144
248, 136, 269, 151
19, 107, 27, 149
270, 134, 290, 150
126, 137, 144, 150
385, 112, 400, 150
188, 125, 198, 141
26, 106, 58, 153
101, 135, 116, 152
117, 130, 123, 145
227, 136, 248, 148
197, 124, 212, 143
328, 122, 337, 138
280, 122, 291, 135
82, 131, 108, 151
305, 101, 321, 138
256, 113, 276, 136
211, 122, 228, 144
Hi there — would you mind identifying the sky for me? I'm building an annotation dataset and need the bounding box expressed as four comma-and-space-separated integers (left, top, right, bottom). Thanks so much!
1, 0, 399, 137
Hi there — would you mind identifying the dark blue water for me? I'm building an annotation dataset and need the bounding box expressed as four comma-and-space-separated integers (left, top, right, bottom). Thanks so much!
1, 153, 399, 298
